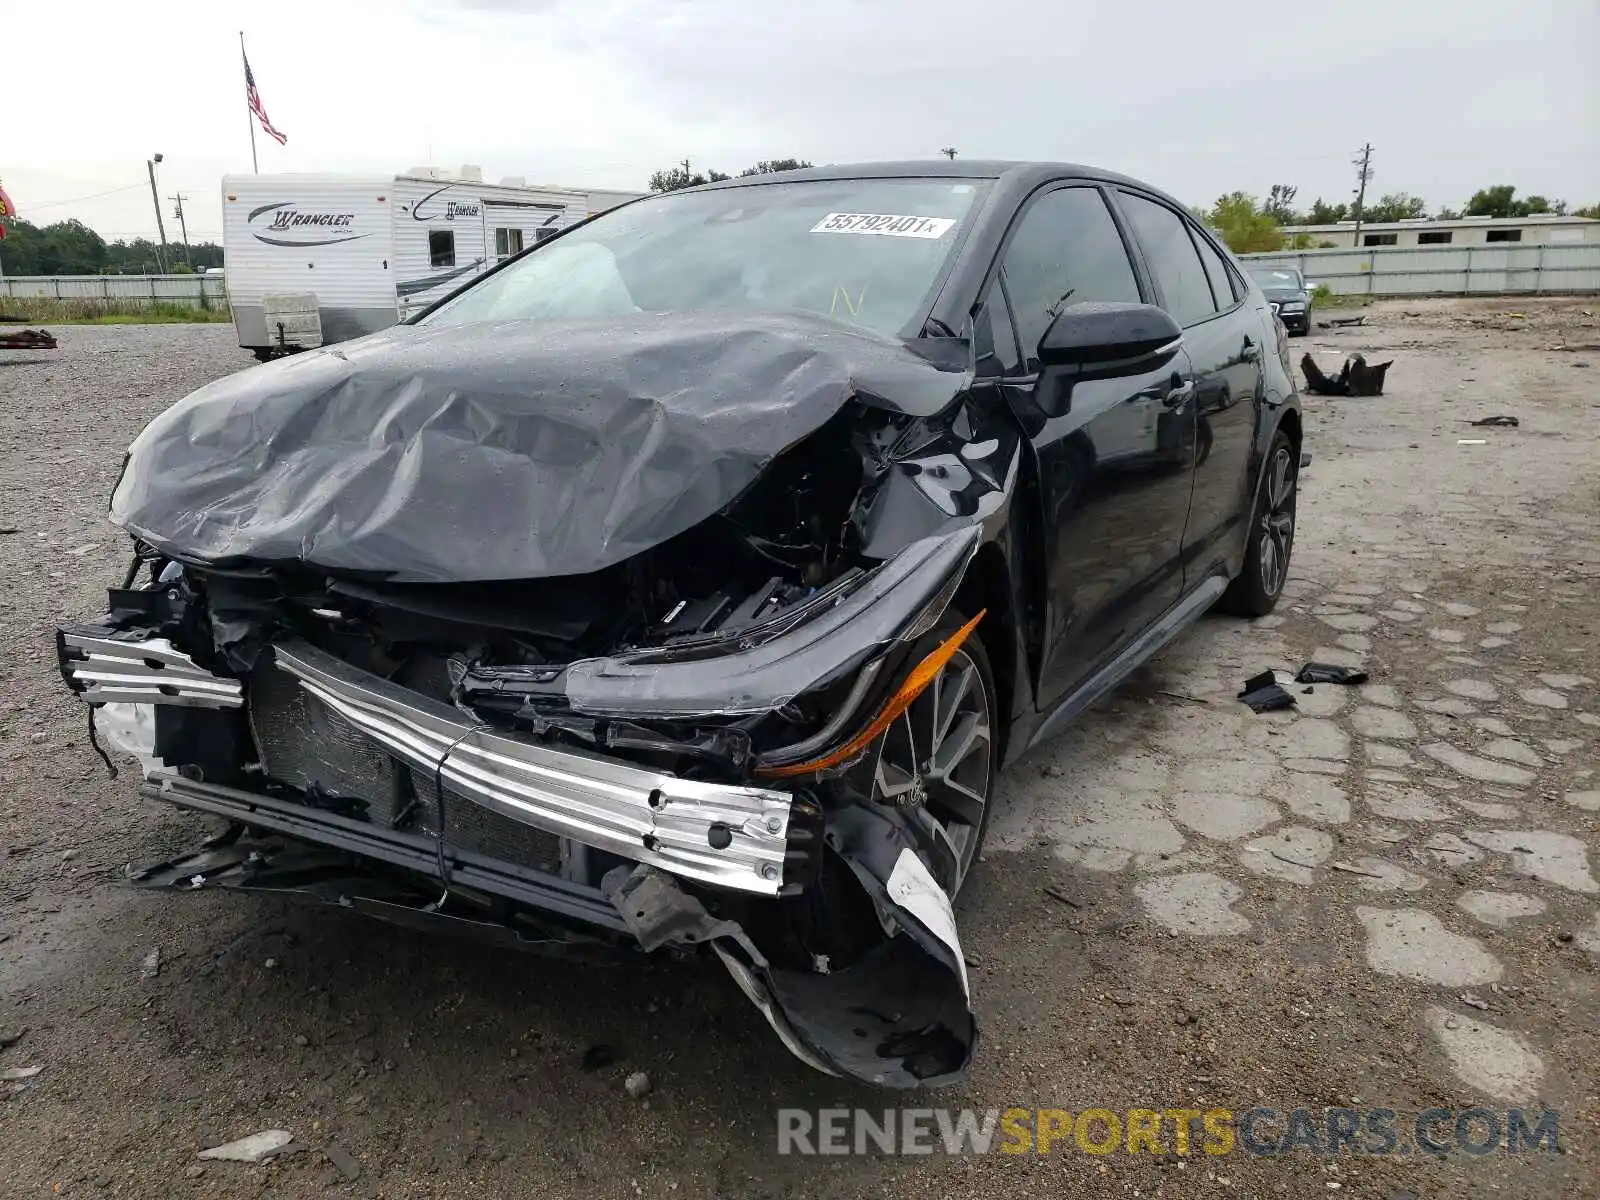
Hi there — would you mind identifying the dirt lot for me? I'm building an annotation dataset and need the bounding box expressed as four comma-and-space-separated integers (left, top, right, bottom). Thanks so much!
1, 298, 1597, 1199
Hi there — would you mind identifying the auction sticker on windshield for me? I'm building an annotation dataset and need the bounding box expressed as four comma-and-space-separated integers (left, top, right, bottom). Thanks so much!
811, 213, 956, 238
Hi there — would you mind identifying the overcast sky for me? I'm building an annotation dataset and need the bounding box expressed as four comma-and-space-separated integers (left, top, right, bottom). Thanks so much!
5, 0, 1597, 247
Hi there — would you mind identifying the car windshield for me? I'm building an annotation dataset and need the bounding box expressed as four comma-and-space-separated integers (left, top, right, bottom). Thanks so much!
420, 178, 991, 337
1249, 267, 1303, 290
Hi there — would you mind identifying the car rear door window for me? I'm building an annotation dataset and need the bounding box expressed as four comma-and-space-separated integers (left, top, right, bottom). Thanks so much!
1119, 193, 1218, 327
1191, 229, 1240, 308
1001, 187, 1141, 372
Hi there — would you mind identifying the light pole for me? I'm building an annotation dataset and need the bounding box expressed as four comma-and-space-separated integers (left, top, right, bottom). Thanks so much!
146, 153, 170, 273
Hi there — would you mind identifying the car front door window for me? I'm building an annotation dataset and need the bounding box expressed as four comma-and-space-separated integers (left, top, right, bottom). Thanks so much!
1000, 187, 1142, 372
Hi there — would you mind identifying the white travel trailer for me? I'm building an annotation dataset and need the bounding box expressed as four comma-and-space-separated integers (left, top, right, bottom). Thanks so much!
221, 168, 643, 359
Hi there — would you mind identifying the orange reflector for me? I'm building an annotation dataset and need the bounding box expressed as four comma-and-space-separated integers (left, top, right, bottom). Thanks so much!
754, 610, 985, 780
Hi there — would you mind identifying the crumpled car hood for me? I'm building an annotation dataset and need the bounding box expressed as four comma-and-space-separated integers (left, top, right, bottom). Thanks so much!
111, 311, 968, 583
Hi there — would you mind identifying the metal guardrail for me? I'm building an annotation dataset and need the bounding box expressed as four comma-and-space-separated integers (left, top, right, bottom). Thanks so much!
0, 274, 226, 309
1240, 243, 1600, 298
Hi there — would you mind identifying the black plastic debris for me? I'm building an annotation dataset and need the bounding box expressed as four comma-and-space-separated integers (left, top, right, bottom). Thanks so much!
1301, 353, 1393, 397
1294, 663, 1369, 686
1470, 415, 1519, 427
1238, 670, 1297, 713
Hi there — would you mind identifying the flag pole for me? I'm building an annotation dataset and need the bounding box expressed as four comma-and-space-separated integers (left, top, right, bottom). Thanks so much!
241, 31, 259, 173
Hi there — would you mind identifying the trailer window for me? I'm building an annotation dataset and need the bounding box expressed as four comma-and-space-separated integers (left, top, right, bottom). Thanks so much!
494, 228, 524, 260
429, 230, 456, 268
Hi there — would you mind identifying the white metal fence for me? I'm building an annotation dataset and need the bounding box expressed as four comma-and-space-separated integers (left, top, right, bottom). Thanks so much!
0, 274, 226, 308
1241, 243, 1600, 298
6, 246, 1599, 309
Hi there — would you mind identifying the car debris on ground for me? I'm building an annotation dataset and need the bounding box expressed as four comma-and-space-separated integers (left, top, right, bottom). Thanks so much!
0, 327, 58, 351
1238, 670, 1297, 713
1293, 663, 1369, 686
1470, 415, 1520, 427
196, 1131, 297, 1163
624, 1070, 653, 1099
324, 1145, 361, 1182
1301, 353, 1393, 397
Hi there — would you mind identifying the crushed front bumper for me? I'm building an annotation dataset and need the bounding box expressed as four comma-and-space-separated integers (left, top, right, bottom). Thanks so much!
275, 639, 797, 895
59, 614, 976, 1087
61, 632, 799, 895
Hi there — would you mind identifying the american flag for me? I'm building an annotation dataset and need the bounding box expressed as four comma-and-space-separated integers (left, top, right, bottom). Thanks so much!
244, 50, 287, 145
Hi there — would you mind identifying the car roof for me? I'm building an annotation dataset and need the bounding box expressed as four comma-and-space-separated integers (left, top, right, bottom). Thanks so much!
695, 159, 1180, 206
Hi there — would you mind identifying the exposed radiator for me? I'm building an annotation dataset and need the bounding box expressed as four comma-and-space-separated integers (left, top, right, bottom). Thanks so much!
249, 664, 563, 872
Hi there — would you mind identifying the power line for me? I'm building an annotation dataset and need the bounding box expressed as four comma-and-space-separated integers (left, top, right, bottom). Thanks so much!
21, 182, 148, 211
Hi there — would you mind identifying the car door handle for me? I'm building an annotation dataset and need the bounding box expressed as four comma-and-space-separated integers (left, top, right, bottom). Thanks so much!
1241, 338, 1262, 362
1161, 381, 1196, 408
1132, 376, 1193, 406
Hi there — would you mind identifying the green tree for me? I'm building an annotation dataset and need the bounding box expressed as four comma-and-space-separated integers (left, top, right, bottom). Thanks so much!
1306, 198, 1348, 224
1262, 184, 1300, 224
1436, 206, 1462, 220
35, 219, 107, 275
104, 237, 164, 273
1465, 185, 1518, 218
650, 158, 811, 192
0, 217, 44, 274
647, 165, 731, 193
1576, 203, 1600, 220
1362, 193, 1428, 223
1464, 186, 1572, 219
0, 222, 222, 276
1203, 192, 1286, 254
738, 159, 813, 177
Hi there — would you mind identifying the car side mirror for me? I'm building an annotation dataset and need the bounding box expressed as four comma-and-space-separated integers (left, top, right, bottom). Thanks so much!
1037, 302, 1183, 376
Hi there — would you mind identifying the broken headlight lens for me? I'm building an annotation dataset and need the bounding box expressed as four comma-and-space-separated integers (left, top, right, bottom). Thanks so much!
753, 610, 985, 779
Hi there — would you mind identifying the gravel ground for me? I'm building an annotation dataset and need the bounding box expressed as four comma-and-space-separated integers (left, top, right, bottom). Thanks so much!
0, 300, 1597, 1199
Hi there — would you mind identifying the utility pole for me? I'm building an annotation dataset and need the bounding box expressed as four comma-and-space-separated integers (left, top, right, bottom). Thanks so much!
146, 153, 170, 274
169, 193, 193, 266
940, 147, 958, 160
1350, 143, 1374, 250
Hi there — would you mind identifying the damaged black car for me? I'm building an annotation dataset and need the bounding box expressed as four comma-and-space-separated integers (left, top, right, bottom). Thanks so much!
57, 162, 1301, 1089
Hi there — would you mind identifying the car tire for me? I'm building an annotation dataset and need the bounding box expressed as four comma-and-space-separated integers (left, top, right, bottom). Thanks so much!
870, 608, 997, 897
1218, 428, 1297, 617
